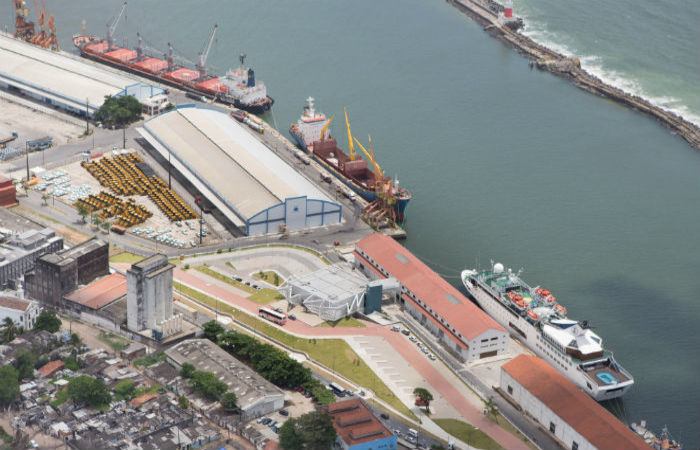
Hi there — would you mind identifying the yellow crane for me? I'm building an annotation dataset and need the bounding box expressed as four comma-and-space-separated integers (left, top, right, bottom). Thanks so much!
352, 135, 384, 180
320, 114, 334, 141
344, 107, 356, 161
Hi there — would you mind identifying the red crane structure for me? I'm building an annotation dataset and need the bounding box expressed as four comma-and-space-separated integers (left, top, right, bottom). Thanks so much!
13, 0, 35, 39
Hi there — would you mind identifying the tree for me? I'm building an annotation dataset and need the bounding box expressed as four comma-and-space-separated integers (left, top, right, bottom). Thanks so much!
113, 380, 136, 401
67, 375, 111, 408
34, 310, 62, 333
164, 102, 175, 112
279, 412, 336, 450
41, 194, 49, 206
178, 395, 189, 409
15, 349, 37, 381
94, 95, 142, 127
0, 366, 20, 407
64, 356, 80, 371
220, 392, 237, 412
1, 317, 18, 343
180, 362, 195, 379
69, 333, 83, 348
484, 396, 498, 419
202, 321, 225, 342
101, 221, 111, 233
77, 204, 90, 223
190, 370, 227, 400
413, 387, 434, 413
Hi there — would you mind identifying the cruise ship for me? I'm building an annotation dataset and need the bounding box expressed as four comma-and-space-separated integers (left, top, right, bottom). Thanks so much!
461, 263, 634, 401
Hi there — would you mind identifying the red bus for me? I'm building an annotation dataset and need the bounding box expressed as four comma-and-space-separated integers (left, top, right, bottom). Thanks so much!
259, 307, 286, 325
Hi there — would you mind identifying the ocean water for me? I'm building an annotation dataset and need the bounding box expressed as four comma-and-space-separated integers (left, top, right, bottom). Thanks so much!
1, 0, 698, 446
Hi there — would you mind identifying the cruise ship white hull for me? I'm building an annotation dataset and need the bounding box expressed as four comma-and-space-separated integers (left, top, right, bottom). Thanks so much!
461, 272, 633, 401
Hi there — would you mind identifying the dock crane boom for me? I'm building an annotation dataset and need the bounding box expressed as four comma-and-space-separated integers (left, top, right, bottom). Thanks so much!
106, 2, 127, 49
29, 0, 43, 44
344, 107, 356, 161
320, 115, 335, 141
353, 136, 384, 180
13, 0, 35, 39
197, 24, 218, 79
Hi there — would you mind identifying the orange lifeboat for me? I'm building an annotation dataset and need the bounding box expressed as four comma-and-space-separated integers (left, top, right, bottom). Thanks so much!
526, 310, 538, 320
555, 304, 567, 315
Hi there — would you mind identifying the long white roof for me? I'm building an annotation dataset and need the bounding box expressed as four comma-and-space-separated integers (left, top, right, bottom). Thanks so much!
142, 106, 334, 221
0, 33, 137, 109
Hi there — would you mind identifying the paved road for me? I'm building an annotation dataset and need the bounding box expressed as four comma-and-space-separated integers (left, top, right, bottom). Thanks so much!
173, 267, 530, 450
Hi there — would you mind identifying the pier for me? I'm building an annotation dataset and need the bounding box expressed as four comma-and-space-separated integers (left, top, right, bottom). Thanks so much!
445, 0, 700, 151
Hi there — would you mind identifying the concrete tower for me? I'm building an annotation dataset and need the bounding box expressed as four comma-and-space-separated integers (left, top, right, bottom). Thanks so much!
126, 254, 174, 332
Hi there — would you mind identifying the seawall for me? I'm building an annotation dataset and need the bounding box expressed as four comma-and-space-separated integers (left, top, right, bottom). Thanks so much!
445, 0, 700, 151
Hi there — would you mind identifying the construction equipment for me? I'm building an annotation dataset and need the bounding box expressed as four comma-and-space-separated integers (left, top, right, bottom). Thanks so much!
344, 107, 356, 161
13, 0, 34, 39
196, 24, 217, 79
106, 1, 126, 49
320, 114, 335, 141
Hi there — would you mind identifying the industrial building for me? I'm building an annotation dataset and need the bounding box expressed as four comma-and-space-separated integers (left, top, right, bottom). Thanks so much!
500, 355, 647, 450
0, 176, 18, 207
0, 227, 63, 289
323, 399, 397, 450
282, 265, 395, 321
137, 106, 343, 235
0, 33, 165, 117
354, 233, 508, 361
0, 296, 40, 329
126, 254, 177, 338
24, 237, 109, 305
165, 339, 285, 420
63, 272, 127, 314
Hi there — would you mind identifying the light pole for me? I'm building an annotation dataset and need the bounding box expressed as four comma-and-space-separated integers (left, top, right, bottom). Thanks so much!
25, 141, 29, 182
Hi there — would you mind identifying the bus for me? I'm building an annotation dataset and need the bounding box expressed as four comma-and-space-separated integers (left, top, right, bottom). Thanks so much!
329, 382, 346, 397
259, 307, 286, 325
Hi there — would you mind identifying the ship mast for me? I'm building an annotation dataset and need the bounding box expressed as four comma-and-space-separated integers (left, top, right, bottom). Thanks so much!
197, 24, 217, 79
106, 2, 127, 49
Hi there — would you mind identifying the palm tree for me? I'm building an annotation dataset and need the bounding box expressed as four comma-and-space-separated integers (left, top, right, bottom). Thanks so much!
77, 204, 89, 223
41, 194, 49, 206
413, 387, 434, 414
1, 317, 19, 343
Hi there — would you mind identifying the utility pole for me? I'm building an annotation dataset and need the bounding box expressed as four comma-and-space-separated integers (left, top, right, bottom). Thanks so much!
85, 98, 89, 135
122, 126, 126, 149
168, 150, 171, 189
25, 141, 29, 182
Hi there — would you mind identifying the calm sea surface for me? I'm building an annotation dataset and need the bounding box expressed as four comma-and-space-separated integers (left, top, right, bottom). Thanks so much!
1, 0, 698, 445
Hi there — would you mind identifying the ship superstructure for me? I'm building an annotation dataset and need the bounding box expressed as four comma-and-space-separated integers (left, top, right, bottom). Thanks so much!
71, 4, 273, 114
461, 263, 634, 401
289, 97, 411, 224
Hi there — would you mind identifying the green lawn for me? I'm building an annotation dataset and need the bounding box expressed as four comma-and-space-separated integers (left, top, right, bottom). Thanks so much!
50, 389, 67, 409
317, 317, 366, 328
433, 419, 504, 450
133, 352, 167, 367
253, 270, 284, 286
109, 252, 145, 263
173, 281, 415, 420
98, 331, 128, 352
195, 266, 282, 305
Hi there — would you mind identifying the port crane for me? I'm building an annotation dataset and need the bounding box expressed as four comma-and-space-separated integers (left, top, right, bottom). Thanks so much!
28, 0, 44, 45
106, 1, 127, 49
13, 0, 34, 39
344, 107, 357, 161
196, 24, 217, 79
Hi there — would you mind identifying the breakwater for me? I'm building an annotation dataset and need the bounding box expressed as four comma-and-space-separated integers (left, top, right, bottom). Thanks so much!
445, 0, 700, 151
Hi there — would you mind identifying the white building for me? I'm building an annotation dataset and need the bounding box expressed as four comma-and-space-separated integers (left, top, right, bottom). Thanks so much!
500, 355, 648, 450
0, 296, 40, 330
126, 254, 174, 334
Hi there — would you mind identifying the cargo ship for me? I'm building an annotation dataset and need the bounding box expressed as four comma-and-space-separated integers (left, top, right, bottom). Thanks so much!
72, 5, 273, 114
289, 97, 411, 223
461, 263, 634, 401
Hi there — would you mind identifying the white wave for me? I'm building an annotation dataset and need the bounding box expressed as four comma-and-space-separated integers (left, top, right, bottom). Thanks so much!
513, 9, 700, 127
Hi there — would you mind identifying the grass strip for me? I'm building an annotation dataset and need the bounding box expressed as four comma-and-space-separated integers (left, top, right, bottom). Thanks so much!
253, 270, 284, 286
98, 331, 128, 352
109, 252, 145, 263
173, 281, 415, 420
433, 418, 504, 450
133, 352, 167, 367
195, 266, 282, 305
317, 317, 366, 328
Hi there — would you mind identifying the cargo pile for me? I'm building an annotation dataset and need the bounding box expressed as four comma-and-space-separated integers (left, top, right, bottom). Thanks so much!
81, 153, 198, 222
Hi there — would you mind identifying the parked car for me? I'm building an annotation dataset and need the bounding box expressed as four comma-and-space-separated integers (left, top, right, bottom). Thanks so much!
409, 336, 417, 342
391, 326, 400, 332
297, 386, 304, 392
380, 413, 389, 420
261, 418, 272, 425
288, 314, 297, 320
401, 329, 410, 336
268, 420, 277, 428
279, 409, 289, 416
271, 426, 280, 434
428, 354, 436, 360
256, 417, 265, 424
422, 348, 429, 354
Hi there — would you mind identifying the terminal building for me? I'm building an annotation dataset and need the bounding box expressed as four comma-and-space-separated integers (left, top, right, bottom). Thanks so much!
165, 339, 284, 420
0, 33, 165, 118
354, 233, 508, 361
500, 355, 647, 450
323, 399, 397, 450
137, 106, 342, 236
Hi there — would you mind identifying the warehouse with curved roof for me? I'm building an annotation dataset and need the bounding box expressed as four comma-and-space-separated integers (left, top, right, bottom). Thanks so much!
137, 105, 342, 235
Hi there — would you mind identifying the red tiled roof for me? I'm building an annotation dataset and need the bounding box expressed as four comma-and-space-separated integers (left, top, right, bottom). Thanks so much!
64, 273, 126, 310
263, 440, 279, 450
327, 399, 394, 446
356, 233, 506, 341
129, 393, 159, 408
0, 296, 30, 311
401, 293, 468, 350
38, 360, 64, 377
502, 355, 647, 450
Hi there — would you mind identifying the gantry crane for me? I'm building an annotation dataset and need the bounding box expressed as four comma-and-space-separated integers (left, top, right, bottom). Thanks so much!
106, 2, 127, 49
197, 24, 218, 79
13, 0, 34, 39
